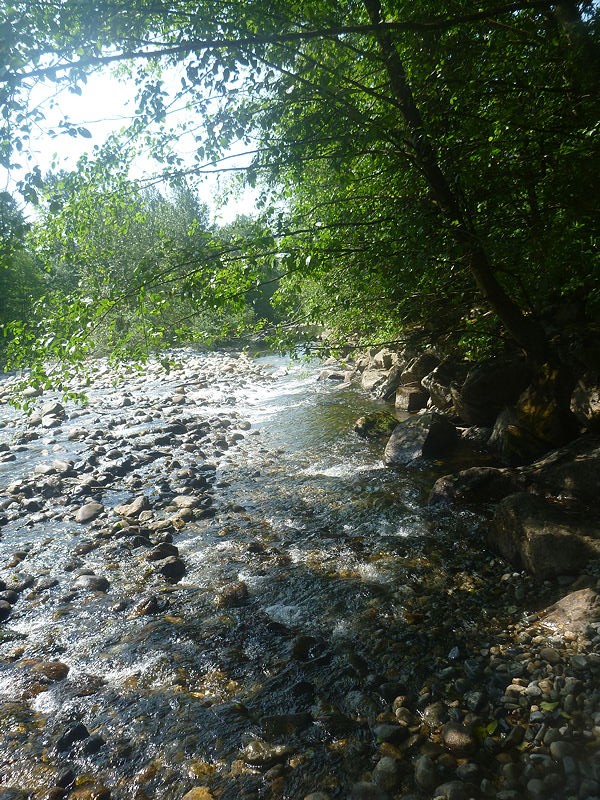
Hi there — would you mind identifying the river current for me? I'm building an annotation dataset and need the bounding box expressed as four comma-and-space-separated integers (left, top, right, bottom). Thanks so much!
0, 351, 502, 799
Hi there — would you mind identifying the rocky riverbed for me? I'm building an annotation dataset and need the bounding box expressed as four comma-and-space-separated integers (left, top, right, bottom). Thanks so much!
0, 350, 599, 800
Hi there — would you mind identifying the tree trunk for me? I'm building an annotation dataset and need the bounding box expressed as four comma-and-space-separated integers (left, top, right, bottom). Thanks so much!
362, 0, 552, 363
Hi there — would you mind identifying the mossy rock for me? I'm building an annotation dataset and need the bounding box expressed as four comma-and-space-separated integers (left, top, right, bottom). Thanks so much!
354, 411, 399, 440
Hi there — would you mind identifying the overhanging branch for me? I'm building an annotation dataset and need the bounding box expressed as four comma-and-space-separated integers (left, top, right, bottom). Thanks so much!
9, 2, 554, 83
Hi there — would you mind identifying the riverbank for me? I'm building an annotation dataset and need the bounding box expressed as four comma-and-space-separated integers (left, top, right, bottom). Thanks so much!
0, 350, 599, 800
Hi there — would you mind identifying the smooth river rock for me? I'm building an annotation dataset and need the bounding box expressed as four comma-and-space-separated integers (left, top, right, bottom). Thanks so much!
114, 495, 150, 518
75, 501, 104, 523
384, 413, 457, 466
72, 574, 110, 592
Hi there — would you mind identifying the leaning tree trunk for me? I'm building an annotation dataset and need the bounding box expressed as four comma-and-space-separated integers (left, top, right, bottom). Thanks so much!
362, 0, 552, 364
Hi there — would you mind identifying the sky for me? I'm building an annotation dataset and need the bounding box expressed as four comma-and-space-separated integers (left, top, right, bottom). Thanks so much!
1, 68, 258, 225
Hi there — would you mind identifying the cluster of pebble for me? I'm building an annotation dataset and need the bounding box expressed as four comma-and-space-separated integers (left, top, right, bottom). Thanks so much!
0, 354, 269, 624
1, 352, 599, 800
297, 580, 600, 800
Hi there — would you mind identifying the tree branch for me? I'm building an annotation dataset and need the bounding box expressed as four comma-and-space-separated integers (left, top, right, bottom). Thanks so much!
8, 2, 554, 83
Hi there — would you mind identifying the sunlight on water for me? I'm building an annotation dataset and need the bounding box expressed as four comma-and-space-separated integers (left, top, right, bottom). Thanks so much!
0, 350, 488, 799
301, 462, 384, 478
356, 562, 386, 583
264, 603, 306, 626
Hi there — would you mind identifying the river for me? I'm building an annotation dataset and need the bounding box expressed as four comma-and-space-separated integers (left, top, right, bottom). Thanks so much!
0, 350, 584, 800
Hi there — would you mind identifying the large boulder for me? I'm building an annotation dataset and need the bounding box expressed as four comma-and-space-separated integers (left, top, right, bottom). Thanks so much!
400, 352, 440, 385
487, 407, 549, 466
360, 370, 389, 394
395, 384, 429, 412
383, 413, 457, 466
525, 434, 600, 506
421, 361, 469, 412
319, 369, 350, 382
538, 588, 600, 634
374, 364, 405, 402
452, 358, 532, 426
571, 371, 600, 431
370, 347, 402, 371
490, 492, 600, 578
354, 411, 399, 440
488, 365, 578, 465
428, 466, 524, 505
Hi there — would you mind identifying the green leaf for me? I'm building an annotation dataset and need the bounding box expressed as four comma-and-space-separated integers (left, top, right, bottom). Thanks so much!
540, 701, 559, 712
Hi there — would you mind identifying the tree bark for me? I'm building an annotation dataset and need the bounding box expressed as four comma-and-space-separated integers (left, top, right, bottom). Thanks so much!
362, 0, 552, 363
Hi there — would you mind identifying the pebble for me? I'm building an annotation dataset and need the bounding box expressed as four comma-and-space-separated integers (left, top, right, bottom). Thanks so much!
441, 722, 478, 756
72, 574, 110, 592
29, 660, 70, 682
75, 501, 104, 523
182, 790, 213, 800
155, 556, 186, 582
414, 755, 438, 791
372, 756, 402, 791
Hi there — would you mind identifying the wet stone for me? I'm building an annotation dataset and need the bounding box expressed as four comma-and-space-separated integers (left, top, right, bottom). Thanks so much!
526, 778, 545, 798
182, 789, 213, 800
55, 722, 89, 751
41, 401, 65, 418
72, 574, 110, 593
75, 501, 104, 523
215, 580, 249, 607
156, 556, 186, 582
350, 782, 390, 800
44, 788, 68, 800
82, 734, 106, 754
114, 495, 150, 518
134, 595, 170, 615
240, 738, 292, 767
539, 647, 561, 665
549, 740, 575, 759
261, 712, 312, 737
172, 494, 201, 509
414, 755, 439, 791
372, 756, 402, 792
0, 600, 11, 621
145, 543, 179, 561
441, 722, 478, 756
29, 660, 70, 682
433, 781, 471, 800
373, 723, 409, 745
70, 785, 111, 800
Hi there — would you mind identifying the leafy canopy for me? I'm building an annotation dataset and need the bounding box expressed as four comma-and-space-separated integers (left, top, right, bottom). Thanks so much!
1, 0, 599, 375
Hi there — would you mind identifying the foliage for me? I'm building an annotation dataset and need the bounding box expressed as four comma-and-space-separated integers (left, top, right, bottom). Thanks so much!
2, 154, 282, 381
0, 191, 44, 361
1, 1, 598, 375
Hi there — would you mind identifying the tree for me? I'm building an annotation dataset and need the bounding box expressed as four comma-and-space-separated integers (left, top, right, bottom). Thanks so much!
0, 191, 43, 361
1, 1, 598, 373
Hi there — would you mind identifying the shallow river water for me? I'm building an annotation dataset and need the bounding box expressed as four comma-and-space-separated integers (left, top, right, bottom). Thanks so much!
0, 351, 560, 800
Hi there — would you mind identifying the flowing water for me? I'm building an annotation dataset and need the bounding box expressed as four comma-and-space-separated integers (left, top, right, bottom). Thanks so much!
0, 352, 497, 799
